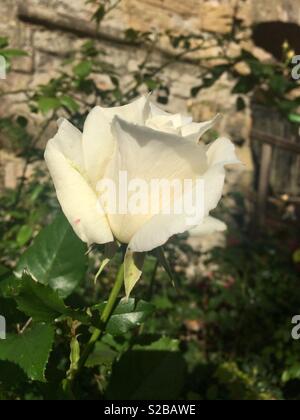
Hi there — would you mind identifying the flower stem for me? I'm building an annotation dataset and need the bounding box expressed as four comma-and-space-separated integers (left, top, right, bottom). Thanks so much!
62, 263, 124, 396
79, 263, 124, 369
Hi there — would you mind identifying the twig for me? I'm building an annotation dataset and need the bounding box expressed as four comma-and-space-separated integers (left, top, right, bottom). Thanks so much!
20, 318, 33, 334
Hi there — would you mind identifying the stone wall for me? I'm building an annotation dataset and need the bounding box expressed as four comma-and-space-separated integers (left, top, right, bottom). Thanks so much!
1, 0, 300, 190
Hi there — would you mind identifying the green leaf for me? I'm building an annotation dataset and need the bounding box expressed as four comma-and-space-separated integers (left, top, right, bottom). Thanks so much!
86, 341, 117, 368
0, 323, 55, 382
16, 273, 69, 322
0, 273, 21, 299
92, 5, 105, 24
269, 74, 290, 96
293, 249, 300, 264
145, 79, 159, 90
59, 95, 79, 113
134, 337, 180, 352
288, 113, 300, 124
93, 298, 154, 336
0, 37, 9, 49
282, 364, 300, 383
236, 96, 246, 111
15, 273, 88, 323
106, 345, 186, 399
15, 213, 88, 298
152, 295, 173, 310
191, 85, 203, 98
74, 61, 93, 79
16, 225, 33, 247
248, 60, 274, 78
125, 28, 140, 42
232, 76, 256, 94
37, 97, 61, 114
0, 49, 27, 58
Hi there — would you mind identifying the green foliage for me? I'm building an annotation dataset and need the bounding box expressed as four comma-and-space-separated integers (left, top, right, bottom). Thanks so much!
0, 37, 27, 73
16, 213, 88, 298
86, 341, 117, 368
15, 273, 86, 323
0, 323, 55, 382
106, 338, 186, 400
1, 1, 300, 402
93, 298, 154, 336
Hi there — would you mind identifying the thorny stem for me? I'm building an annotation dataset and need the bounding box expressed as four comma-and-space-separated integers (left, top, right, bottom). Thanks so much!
62, 263, 124, 397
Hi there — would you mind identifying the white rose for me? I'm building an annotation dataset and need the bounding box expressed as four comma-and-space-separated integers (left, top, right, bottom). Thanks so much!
45, 96, 239, 253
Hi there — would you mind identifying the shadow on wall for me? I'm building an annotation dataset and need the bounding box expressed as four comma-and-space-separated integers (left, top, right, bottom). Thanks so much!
253, 21, 300, 60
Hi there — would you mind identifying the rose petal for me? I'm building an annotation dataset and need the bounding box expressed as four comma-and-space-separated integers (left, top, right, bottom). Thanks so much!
82, 96, 150, 185
50, 119, 84, 169
128, 212, 197, 252
103, 116, 208, 244
182, 114, 222, 142
45, 121, 113, 245
189, 216, 227, 237
147, 102, 193, 134
204, 137, 241, 214
128, 137, 239, 252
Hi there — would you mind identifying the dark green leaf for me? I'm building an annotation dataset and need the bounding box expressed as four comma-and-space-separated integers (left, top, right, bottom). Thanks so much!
93, 298, 154, 336
16, 273, 69, 322
125, 29, 140, 42
248, 60, 274, 78
269, 74, 290, 96
59, 95, 79, 113
211, 64, 230, 78
92, 5, 105, 24
232, 76, 256, 94
0, 37, 9, 49
16, 225, 33, 247
0, 323, 55, 382
106, 345, 186, 399
236, 96, 246, 111
0, 274, 21, 299
74, 61, 93, 79
86, 342, 117, 368
15, 273, 88, 323
0, 49, 27, 58
15, 213, 88, 298
191, 85, 203, 97
37, 97, 61, 114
